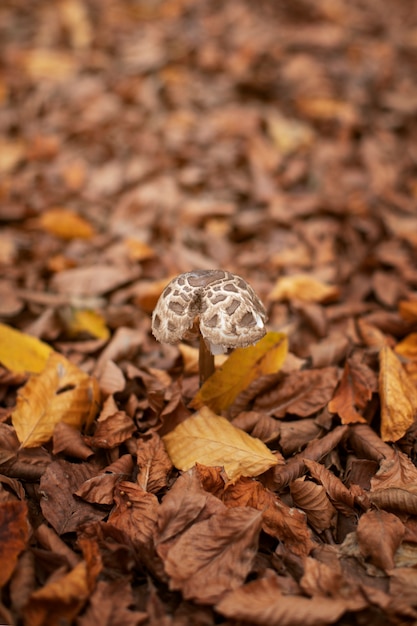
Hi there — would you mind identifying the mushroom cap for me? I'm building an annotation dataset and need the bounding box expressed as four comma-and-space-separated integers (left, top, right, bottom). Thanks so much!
151, 270, 267, 354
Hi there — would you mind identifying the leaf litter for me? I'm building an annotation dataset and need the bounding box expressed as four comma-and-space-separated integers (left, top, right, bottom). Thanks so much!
1, 0, 417, 624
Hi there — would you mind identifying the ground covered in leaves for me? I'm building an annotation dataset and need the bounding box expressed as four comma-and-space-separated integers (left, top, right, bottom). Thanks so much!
1, 0, 417, 624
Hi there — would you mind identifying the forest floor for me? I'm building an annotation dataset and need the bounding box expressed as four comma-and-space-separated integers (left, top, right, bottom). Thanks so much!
1, 1, 417, 625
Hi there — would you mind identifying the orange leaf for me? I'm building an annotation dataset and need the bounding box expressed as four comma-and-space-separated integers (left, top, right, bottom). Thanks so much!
0, 501, 29, 587
191, 331, 288, 413
12, 352, 100, 448
37, 208, 94, 239
163, 407, 278, 482
268, 274, 339, 304
328, 358, 375, 424
0, 322, 53, 374
379, 346, 417, 442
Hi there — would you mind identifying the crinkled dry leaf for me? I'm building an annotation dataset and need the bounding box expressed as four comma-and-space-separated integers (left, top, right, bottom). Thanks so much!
304, 459, 357, 517
255, 367, 339, 417
0, 323, 53, 374
216, 576, 348, 626
163, 507, 262, 603
379, 346, 417, 441
12, 352, 100, 448
75, 454, 134, 506
268, 274, 340, 303
0, 501, 29, 587
162, 407, 278, 482
191, 332, 288, 413
37, 208, 95, 240
136, 431, 173, 493
88, 396, 135, 449
52, 422, 93, 460
51, 264, 140, 296
290, 477, 337, 533
357, 509, 405, 571
78, 580, 147, 626
328, 358, 376, 424
23, 561, 90, 626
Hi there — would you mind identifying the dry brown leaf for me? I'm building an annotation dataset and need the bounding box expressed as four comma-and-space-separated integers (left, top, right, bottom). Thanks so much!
50, 264, 140, 296
163, 506, 262, 603
357, 509, 405, 571
0, 501, 29, 587
255, 367, 339, 417
328, 358, 376, 424
399, 299, 417, 323
304, 459, 357, 516
78, 580, 147, 626
75, 454, 134, 506
268, 274, 340, 304
136, 431, 173, 493
23, 561, 90, 626
88, 395, 135, 449
0, 323, 53, 374
191, 332, 288, 413
290, 477, 337, 532
379, 346, 417, 441
52, 422, 93, 460
40, 459, 106, 534
216, 576, 348, 626
162, 406, 278, 482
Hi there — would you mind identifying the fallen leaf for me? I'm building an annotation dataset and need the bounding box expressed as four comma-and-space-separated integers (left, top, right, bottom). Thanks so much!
65, 309, 110, 340
399, 299, 417, 323
12, 352, 100, 448
88, 395, 135, 449
268, 274, 340, 303
75, 454, 134, 505
191, 331, 288, 412
50, 264, 140, 296
124, 237, 156, 261
290, 477, 337, 532
395, 332, 417, 360
0, 501, 29, 587
162, 407, 278, 481
328, 358, 376, 424
163, 506, 262, 603
304, 459, 357, 517
379, 346, 417, 441
136, 431, 173, 493
0, 323, 53, 374
357, 509, 405, 571
78, 580, 147, 626
23, 561, 90, 626
36, 208, 94, 239
23, 48, 78, 81
216, 576, 348, 626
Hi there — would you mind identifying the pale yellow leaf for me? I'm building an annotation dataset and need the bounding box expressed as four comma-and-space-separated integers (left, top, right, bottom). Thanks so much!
163, 406, 278, 482
37, 208, 94, 240
379, 346, 417, 442
0, 323, 53, 374
66, 309, 110, 340
268, 274, 339, 303
191, 331, 288, 413
12, 352, 100, 448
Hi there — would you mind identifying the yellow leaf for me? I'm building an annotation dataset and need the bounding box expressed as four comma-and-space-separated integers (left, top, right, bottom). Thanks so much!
163, 407, 278, 481
66, 309, 110, 340
191, 331, 288, 413
12, 352, 100, 448
0, 323, 53, 374
268, 274, 339, 303
379, 346, 417, 442
37, 208, 94, 240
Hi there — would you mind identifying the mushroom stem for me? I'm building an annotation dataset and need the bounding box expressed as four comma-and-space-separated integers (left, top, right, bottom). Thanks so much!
198, 333, 215, 386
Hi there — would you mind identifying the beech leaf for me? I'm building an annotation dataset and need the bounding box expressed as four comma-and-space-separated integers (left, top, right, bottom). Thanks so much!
268, 274, 340, 304
0, 322, 53, 374
12, 352, 100, 448
379, 346, 417, 442
0, 501, 29, 587
191, 331, 288, 412
162, 406, 278, 481
37, 207, 95, 240
328, 358, 375, 424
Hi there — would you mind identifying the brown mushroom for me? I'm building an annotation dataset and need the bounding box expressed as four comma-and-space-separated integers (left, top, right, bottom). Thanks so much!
151, 269, 267, 384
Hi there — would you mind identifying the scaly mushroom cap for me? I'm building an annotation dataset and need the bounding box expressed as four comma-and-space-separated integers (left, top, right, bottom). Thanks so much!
151, 270, 267, 354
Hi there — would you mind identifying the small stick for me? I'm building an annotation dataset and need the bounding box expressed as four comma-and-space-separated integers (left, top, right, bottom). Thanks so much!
198, 333, 215, 386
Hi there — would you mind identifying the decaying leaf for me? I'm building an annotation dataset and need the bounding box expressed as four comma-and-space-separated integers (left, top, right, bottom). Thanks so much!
216, 576, 348, 626
290, 477, 337, 533
328, 358, 376, 424
162, 406, 278, 482
12, 352, 100, 448
191, 331, 288, 413
0, 323, 53, 374
0, 500, 29, 587
136, 431, 173, 493
163, 506, 263, 603
357, 509, 405, 571
379, 346, 417, 441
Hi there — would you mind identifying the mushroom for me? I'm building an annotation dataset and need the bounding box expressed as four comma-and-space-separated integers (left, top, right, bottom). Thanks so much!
151, 269, 267, 385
